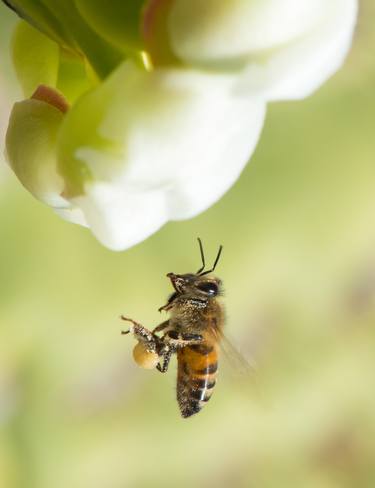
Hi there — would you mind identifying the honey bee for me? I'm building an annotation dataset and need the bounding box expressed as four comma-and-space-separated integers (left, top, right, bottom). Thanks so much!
121, 238, 224, 418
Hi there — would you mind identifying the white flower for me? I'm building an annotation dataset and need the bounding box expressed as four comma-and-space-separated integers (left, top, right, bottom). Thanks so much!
4, 0, 358, 250
60, 63, 266, 249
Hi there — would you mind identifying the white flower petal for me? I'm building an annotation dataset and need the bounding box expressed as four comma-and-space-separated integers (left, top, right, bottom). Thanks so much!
59, 61, 266, 249
237, 1, 358, 100
169, 0, 327, 62
53, 206, 88, 227
6, 98, 69, 207
73, 183, 168, 250
164, 95, 265, 219
169, 0, 358, 101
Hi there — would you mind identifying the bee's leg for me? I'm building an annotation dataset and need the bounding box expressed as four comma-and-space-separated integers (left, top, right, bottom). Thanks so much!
152, 320, 170, 334
120, 316, 160, 353
158, 302, 171, 313
120, 315, 143, 332
165, 330, 203, 348
158, 292, 178, 312
180, 332, 204, 342
156, 347, 174, 373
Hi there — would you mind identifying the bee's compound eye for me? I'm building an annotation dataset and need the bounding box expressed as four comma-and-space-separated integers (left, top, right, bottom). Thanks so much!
132, 343, 159, 369
197, 281, 218, 296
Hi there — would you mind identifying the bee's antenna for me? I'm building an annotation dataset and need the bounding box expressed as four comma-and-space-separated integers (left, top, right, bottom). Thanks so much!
196, 237, 206, 274
199, 244, 223, 276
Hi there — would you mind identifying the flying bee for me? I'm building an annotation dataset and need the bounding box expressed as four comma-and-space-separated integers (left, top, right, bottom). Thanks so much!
121, 238, 225, 418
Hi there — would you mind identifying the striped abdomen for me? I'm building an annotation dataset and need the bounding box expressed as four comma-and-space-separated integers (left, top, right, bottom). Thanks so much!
177, 341, 218, 418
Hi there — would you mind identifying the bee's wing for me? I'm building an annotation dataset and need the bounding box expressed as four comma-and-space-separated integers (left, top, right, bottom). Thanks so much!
210, 327, 256, 377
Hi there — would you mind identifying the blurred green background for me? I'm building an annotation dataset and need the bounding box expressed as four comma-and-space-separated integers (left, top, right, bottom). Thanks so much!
1, 2, 375, 487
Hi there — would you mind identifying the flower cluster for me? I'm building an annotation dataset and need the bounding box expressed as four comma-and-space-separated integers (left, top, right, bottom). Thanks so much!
4, 0, 357, 250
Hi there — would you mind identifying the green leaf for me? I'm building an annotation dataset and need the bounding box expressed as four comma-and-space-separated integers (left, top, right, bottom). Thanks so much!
4, 0, 76, 49
12, 20, 59, 97
75, 0, 145, 53
5, 0, 124, 79
56, 49, 93, 104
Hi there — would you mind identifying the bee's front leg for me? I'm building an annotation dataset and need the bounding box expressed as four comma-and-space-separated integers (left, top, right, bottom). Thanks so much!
121, 315, 160, 353
158, 292, 178, 312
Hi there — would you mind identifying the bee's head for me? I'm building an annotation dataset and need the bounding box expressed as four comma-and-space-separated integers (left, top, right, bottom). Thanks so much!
167, 272, 222, 297
166, 239, 223, 298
